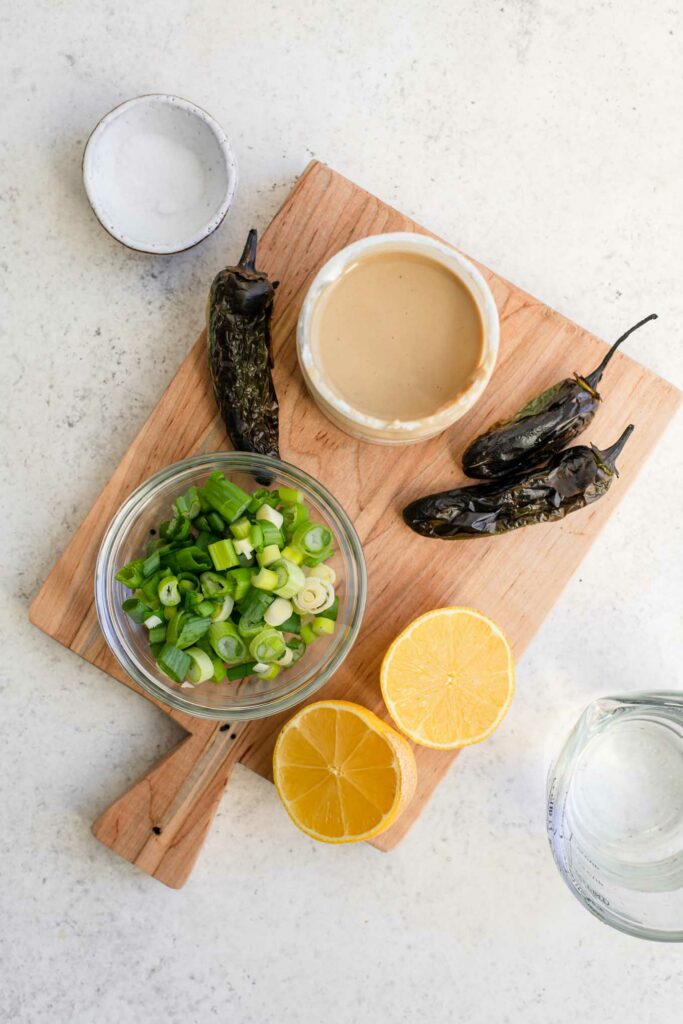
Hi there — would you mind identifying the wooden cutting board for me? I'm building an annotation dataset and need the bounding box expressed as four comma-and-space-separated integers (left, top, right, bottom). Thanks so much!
30, 161, 681, 887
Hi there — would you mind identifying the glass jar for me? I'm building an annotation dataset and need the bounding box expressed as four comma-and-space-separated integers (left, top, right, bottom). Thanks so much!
547, 692, 683, 941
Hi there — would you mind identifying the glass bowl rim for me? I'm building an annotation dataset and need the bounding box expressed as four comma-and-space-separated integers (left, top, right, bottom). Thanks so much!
95, 452, 367, 721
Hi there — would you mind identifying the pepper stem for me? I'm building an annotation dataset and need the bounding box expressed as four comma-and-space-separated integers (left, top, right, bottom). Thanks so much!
584, 314, 657, 389
239, 229, 258, 271
595, 424, 635, 475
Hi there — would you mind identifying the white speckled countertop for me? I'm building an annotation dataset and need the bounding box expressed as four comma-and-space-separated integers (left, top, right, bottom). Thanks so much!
2, 2, 682, 1021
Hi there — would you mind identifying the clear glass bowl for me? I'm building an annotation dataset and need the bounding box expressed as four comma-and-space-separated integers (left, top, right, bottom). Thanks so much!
95, 453, 367, 720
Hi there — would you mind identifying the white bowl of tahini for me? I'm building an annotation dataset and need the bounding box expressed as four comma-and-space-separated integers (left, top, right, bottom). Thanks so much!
83, 94, 238, 254
297, 233, 499, 444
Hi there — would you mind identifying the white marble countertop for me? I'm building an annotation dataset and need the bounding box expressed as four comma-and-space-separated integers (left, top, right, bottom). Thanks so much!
2, 2, 682, 1021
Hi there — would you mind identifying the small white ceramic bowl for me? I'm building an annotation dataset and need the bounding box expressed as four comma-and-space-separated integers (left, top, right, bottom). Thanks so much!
83, 94, 238, 254
297, 233, 499, 445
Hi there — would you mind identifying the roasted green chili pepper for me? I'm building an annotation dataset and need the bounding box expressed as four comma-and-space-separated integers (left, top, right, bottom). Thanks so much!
462, 316, 655, 479
403, 425, 634, 539
207, 229, 279, 457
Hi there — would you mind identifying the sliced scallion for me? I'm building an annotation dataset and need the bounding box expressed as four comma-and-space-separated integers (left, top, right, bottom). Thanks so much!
122, 598, 152, 624
251, 567, 279, 591
280, 544, 304, 566
230, 516, 252, 540
249, 628, 286, 664
185, 646, 214, 684
264, 597, 293, 627
273, 559, 306, 600
208, 538, 239, 571
208, 621, 248, 663
200, 472, 251, 523
157, 643, 191, 683
255, 503, 284, 529
211, 595, 234, 622
228, 567, 252, 602
158, 577, 181, 607
257, 544, 281, 567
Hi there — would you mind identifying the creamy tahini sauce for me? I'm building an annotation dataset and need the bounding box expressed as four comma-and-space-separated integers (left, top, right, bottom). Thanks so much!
311, 251, 484, 421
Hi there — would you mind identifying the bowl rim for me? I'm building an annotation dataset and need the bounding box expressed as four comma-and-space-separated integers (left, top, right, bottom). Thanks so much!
95, 452, 367, 721
82, 93, 239, 255
296, 232, 499, 440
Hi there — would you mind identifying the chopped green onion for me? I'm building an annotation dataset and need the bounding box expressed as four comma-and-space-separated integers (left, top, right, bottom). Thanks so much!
117, 475, 341, 689
308, 563, 336, 584
142, 551, 161, 578
281, 502, 309, 539
207, 511, 227, 535
291, 522, 333, 556
278, 487, 304, 505
230, 516, 252, 540
257, 544, 281, 567
312, 616, 335, 636
199, 472, 251, 523
238, 587, 274, 617
249, 628, 287, 663
228, 567, 252, 602
194, 530, 220, 551
280, 544, 304, 566
316, 596, 339, 622
256, 503, 284, 529
138, 574, 162, 609
300, 622, 318, 646
200, 571, 232, 598
175, 547, 213, 572
211, 595, 234, 622
226, 661, 257, 681
264, 597, 293, 627
303, 550, 334, 568
168, 611, 212, 649
185, 646, 214, 684
292, 577, 334, 614
148, 623, 167, 644
208, 621, 248, 663
234, 538, 255, 558
157, 643, 191, 683
278, 611, 302, 633
177, 572, 200, 592
208, 538, 239, 571
209, 655, 226, 683
249, 522, 264, 550
248, 487, 279, 512
182, 590, 202, 611
122, 598, 152, 624
253, 663, 280, 681
158, 577, 181, 607
260, 522, 284, 548
115, 559, 146, 588
251, 567, 279, 591
174, 486, 201, 520
273, 559, 306, 600
160, 515, 191, 541
286, 636, 307, 663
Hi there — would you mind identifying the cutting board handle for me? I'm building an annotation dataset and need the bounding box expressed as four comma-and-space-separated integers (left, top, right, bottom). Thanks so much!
92, 721, 250, 888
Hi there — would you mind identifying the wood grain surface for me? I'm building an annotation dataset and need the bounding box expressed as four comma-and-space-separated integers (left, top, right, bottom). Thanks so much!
29, 161, 681, 885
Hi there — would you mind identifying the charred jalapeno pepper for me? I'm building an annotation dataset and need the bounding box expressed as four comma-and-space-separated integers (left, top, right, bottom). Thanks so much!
403, 425, 634, 540
207, 229, 279, 458
461, 316, 655, 479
